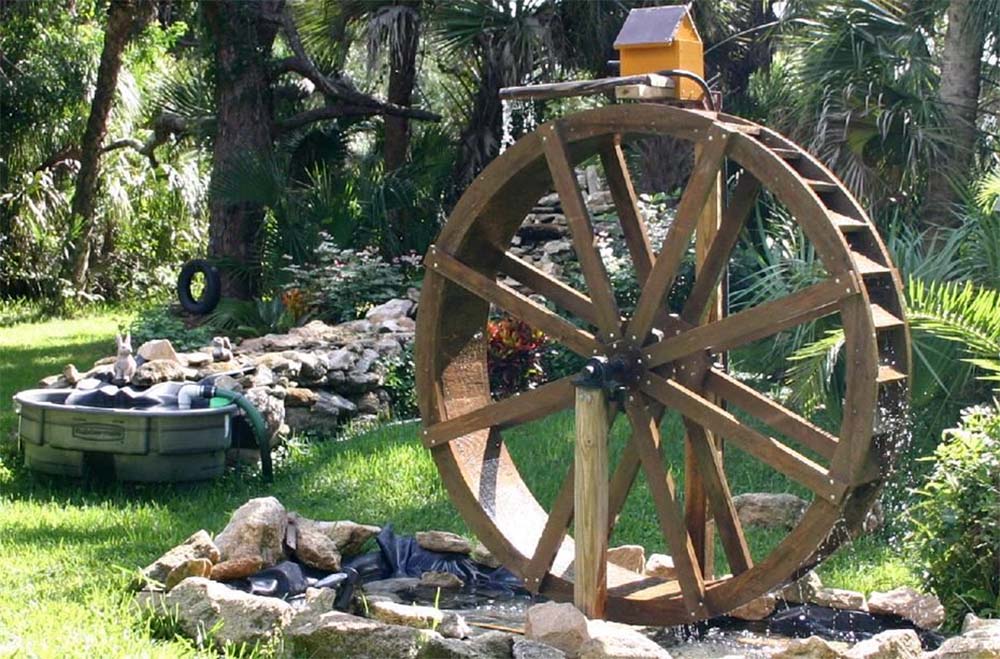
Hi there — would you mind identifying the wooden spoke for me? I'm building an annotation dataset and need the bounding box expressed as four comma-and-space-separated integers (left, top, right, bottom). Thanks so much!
645, 277, 859, 368
496, 250, 600, 327
624, 398, 707, 617
422, 376, 576, 447
627, 126, 732, 345
682, 175, 761, 325
541, 122, 622, 339
704, 369, 839, 460
640, 373, 846, 502
682, 419, 752, 575
523, 462, 575, 592
600, 138, 655, 282
427, 246, 603, 357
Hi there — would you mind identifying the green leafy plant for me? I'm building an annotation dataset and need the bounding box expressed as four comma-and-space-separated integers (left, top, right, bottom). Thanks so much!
906, 403, 1000, 629
205, 297, 297, 338
284, 236, 415, 323
383, 343, 418, 419
129, 305, 214, 352
487, 316, 547, 398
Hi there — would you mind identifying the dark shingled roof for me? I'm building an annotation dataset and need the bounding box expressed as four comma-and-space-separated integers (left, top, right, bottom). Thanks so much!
613, 5, 693, 48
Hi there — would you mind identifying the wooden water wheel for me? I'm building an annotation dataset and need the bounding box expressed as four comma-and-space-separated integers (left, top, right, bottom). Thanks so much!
414, 104, 909, 625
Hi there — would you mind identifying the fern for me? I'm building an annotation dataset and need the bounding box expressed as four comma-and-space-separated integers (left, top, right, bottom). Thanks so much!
786, 276, 1000, 415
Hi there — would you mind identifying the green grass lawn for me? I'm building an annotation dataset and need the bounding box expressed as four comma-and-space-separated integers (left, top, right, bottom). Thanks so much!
0, 312, 918, 658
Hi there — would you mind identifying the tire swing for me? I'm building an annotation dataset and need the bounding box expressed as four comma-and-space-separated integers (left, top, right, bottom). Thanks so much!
177, 259, 222, 315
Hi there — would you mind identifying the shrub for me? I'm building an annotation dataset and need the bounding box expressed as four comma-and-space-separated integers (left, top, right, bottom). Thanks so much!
906, 403, 1000, 629
384, 343, 418, 419
487, 317, 547, 398
284, 236, 417, 323
129, 305, 214, 352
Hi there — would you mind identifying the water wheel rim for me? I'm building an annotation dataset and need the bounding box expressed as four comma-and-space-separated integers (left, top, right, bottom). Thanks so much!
415, 104, 908, 625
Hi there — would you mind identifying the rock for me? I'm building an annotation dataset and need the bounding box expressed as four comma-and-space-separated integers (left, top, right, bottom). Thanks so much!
514, 639, 567, 658
133, 589, 168, 615
244, 386, 285, 446
930, 614, 1000, 658
137, 339, 180, 363
733, 493, 808, 529
415, 531, 472, 555
866, 586, 944, 630
255, 352, 300, 378
164, 577, 292, 647
344, 370, 382, 393
370, 600, 443, 630
607, 545, 645, 574
375, 337, 403, 357
728, 593, 776, 621
181, 351, 213, 367
284, 387, 318, 407
131, 359, 187, 386
284, 407, 339, 435
214, 497, 287, 566
319, 520, 380, 555
525, 602, 591, 656
472, 542, 502, 568
326, 348, 356, 371
139, 529, 220, 587
470, 631, 517, 658
164, 557, 213, 590
285, 608, 435, 659
366, 299, 414, 324
251, 364, 276, 387
773, 636, 847, 658
287, 351, 326, 383
418, 636, 478, 659
420, 571, 464, 589
62, 364, 81, 386
778, 570, 823, 604
362, 577, 422, 603
844, 629, 922, 658
440, 612, 471, 639
378, 317, 416, 333
294, 517, 342, 571
355, 391, 385, 416
810, 587, 867, 611
580, 620, 671, 658
38, 374, 70, 388
315, 391, 357, 416
644, 554, 676, 580
355, 348, 381, 374
543, 240, 573, 255
210, 556, 264, 581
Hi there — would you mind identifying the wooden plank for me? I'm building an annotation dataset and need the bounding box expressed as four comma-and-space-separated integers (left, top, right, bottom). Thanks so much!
624, 399, 707, 617
574, 386, 609, 618
627, 126, 732, 345
682, 419, 753, 576
682, 174, 761, 325
422, 376, 576, 447
830, 212, 868, 232
640, 374, 846, 502
427, 246, 603, 357
646, 277, 858, 368
600, 139, 655, 283
541, 122, 622, 340
496, 250, 600, 326
877, 364, 908, 383
852, 251, 891, 275
770, 147, 801, 160
704, 369, 839, 460
806, 179, 838, 193
871, 303, 904, 329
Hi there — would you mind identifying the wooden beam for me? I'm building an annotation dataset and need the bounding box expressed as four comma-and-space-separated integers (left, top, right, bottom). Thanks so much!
423, 376, 576, 447
600, 139, 655, 283
523, 463, 575, 593
496, 250, 600, 327
427, 246, 603, 357
640, 374, 846, 503
574, 386, 609, 618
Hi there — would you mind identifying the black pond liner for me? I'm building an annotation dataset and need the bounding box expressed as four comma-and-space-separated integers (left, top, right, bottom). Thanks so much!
221, 526, 945, 652
220, 525, 527, 609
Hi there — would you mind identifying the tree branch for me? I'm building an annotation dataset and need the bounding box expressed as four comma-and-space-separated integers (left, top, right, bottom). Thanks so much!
279, 7, 440, 124
275, 102, 438, 134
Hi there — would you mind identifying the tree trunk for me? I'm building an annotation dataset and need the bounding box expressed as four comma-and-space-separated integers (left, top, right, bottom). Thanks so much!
204, 0, 284, 299
450, 57, 504, 207
383, 6, 420, 173
923, 0, 985, 228
66, 0, 153, 292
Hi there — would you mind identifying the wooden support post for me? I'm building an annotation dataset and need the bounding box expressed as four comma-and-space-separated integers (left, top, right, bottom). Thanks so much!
574, 385, 609, 619
686, 140, 725, 578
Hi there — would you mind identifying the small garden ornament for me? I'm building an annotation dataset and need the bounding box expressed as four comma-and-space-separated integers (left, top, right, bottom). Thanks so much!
212, 336, 233, 362
113, 332, 137, 385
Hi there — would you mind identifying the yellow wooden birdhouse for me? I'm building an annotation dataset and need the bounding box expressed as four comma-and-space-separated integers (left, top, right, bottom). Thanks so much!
614, 4, 704, 101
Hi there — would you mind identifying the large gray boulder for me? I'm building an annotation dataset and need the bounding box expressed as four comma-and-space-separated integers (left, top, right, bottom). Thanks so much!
733, 492, 807, 529
524, 602, 590, 656
164, 577, 292, 647
214, 497, 286, 566
285, 608, 437, 659
139, 530, 220, 587
867, 586, 945, 630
